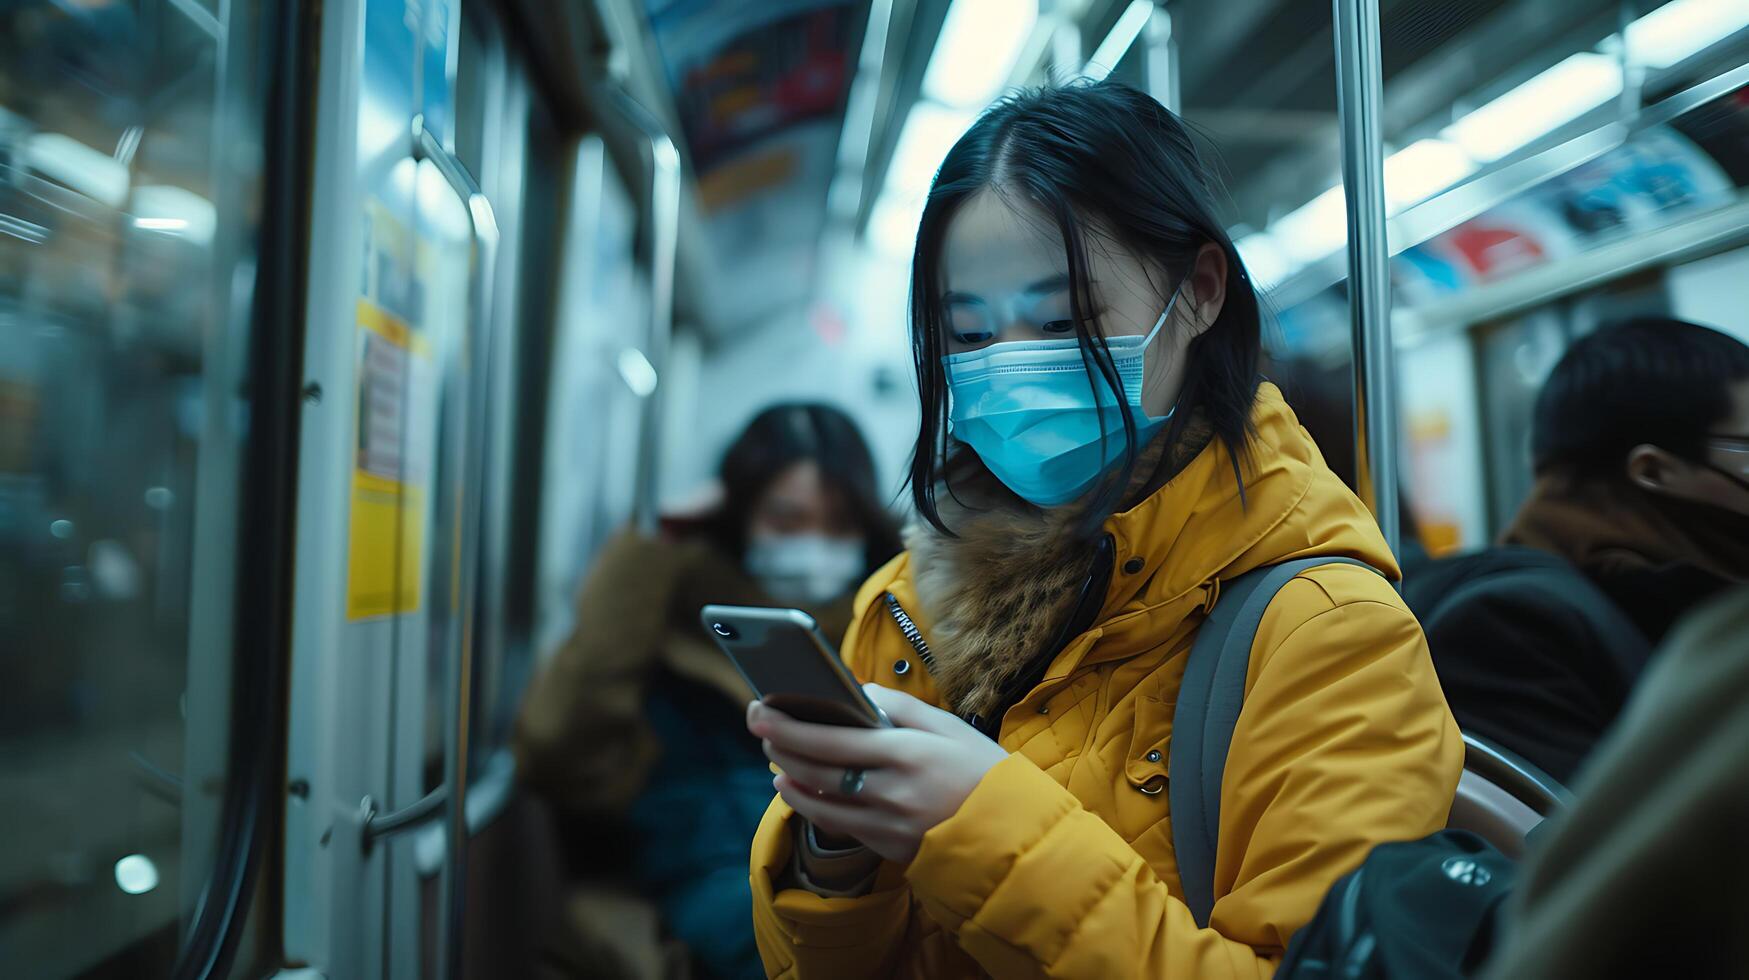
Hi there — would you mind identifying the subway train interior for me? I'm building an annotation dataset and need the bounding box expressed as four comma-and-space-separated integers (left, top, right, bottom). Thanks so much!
4, 0, 1749, 977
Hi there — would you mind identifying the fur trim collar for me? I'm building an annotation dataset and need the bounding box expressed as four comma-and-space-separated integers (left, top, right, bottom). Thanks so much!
905, 418, 1213, 720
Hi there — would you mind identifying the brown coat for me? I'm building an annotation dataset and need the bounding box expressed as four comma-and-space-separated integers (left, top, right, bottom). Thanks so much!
1485, 587, 1749, 978
514, 529, 854, 818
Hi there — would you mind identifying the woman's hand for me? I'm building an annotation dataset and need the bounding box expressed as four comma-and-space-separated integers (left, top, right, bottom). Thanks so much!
746, 685, 1009, 865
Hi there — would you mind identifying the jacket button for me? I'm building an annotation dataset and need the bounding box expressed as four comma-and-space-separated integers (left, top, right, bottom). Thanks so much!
1123, 557, 1145, 574
893, 659, 910, 676
1146, 749, 1163, 763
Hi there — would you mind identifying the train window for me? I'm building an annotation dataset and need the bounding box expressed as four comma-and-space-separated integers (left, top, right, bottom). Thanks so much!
0, 1, 275, 976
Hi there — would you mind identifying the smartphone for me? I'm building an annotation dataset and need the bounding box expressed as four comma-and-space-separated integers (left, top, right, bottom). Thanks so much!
701, 604, 893, 728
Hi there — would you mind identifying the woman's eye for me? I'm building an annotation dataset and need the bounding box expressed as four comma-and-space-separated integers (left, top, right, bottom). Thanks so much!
953, 329, 995, 345
1041, 319, 1077, 334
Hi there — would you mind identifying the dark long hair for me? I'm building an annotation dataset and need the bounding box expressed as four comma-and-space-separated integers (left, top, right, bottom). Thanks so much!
908, 81, 1262, 535
701, 402, 903, 573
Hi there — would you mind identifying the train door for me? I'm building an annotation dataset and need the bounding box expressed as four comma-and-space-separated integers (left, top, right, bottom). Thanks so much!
281, 0, 495, 976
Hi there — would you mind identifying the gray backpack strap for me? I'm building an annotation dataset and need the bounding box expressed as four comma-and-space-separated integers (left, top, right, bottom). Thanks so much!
1169, 556, 1379, 928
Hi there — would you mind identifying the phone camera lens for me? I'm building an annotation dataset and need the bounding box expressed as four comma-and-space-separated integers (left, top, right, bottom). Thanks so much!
711, 622, 737, 640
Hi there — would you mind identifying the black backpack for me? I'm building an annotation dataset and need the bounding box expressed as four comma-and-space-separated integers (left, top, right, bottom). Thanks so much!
1173, 558, 1520, 979
1274, 831, 1516, 978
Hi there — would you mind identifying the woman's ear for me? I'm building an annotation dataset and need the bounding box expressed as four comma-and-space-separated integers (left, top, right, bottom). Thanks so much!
1179, 242, 1228, 337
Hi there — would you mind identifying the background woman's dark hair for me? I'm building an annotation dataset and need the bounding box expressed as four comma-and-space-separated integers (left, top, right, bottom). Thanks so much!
909, 80, 1262, 534
704, 402, 903, 572
1531, 317, 1749, 479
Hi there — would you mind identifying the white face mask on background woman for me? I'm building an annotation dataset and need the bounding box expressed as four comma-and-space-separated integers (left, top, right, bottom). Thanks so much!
745, 533, 866, 605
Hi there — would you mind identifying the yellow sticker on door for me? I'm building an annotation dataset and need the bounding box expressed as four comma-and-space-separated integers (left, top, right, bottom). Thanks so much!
346, 298, 433, 620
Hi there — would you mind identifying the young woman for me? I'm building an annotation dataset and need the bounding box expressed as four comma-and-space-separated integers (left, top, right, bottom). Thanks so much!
516, 402, 901, 979
745, 82, 1462, 978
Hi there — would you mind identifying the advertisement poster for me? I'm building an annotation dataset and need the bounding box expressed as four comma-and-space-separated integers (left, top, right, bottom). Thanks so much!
644, 0, 862, 326
1398, 124, 1734, 297
645, 0, 859, 174
346, 198, 436, 620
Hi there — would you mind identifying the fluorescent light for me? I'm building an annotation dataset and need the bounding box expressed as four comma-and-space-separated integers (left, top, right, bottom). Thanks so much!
26, 132, 129, 207
617, 348, 658, 397
1626, 0, 1749, 69
1443, 53, 1621, 163
114, 854, 159, 895
130, 185, 218, 246
1383, 139, 1479, 214
1234, 231, 1295, 290
922, 0, 1039, 107
1083, 0, 1153, 82
885, 103, 977, 197
1269, 184, 1349, 266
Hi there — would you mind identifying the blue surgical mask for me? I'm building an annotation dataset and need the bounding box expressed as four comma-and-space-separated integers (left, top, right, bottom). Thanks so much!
943, 284, 1184, 507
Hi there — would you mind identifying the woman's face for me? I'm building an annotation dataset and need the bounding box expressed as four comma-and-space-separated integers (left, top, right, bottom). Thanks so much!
744, 461, 869, 604
938, 189, 1229, 419
747, 460, 861, 543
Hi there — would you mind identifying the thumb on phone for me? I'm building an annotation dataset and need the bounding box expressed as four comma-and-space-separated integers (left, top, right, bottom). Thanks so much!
863, 684, 965, 736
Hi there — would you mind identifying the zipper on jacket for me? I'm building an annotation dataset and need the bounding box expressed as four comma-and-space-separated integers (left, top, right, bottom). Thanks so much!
979, 533, 1116, 733
883, 593, 936, 671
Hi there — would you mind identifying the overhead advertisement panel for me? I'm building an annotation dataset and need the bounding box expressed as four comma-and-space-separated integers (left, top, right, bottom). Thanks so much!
644, 0, 864, 328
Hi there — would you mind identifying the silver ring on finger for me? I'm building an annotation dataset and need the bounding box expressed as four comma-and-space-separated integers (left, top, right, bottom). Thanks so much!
840, 767, 867, 796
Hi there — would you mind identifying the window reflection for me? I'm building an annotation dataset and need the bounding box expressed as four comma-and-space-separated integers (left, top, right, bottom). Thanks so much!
0, 1, 266, 975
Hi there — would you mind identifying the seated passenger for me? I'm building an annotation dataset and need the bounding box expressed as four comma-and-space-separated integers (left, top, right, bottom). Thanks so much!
515, 403, 901, 980
1406, 318, 1749, 784
1483, 587, 1749, 979
745, 81, 1462, 979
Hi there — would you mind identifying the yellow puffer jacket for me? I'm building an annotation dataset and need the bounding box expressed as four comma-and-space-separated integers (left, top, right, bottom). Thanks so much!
748, 384, 1463, 978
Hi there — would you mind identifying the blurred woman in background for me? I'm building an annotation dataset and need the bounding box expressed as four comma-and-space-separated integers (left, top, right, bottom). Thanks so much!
516, 402, 901, 979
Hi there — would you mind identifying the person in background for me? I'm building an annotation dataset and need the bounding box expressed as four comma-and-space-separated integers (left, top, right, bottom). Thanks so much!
1407, 317, 1749, 785
1482, 587, 1749, 979
515, 402, 902, 980
745, 81, 1460, 979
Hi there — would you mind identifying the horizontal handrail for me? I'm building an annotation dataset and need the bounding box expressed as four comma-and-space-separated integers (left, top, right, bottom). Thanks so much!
1462, 731, 1573, 815
364, 785, 450, 841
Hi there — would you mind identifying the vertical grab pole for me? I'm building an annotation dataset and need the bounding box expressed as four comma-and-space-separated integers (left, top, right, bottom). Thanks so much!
610, 90, 682, 536
1146, 6, 1181, 114
412, 113, 499, 980
1332, 0, 1400, 559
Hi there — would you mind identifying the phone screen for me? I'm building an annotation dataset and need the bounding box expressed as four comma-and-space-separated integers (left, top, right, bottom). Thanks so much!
705, 610, 881, 727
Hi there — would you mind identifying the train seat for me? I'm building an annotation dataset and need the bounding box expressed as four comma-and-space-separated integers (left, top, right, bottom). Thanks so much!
1447, 732, 1572, 858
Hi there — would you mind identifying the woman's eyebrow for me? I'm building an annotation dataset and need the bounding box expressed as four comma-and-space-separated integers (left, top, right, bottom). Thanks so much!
942, 290, 982, 306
